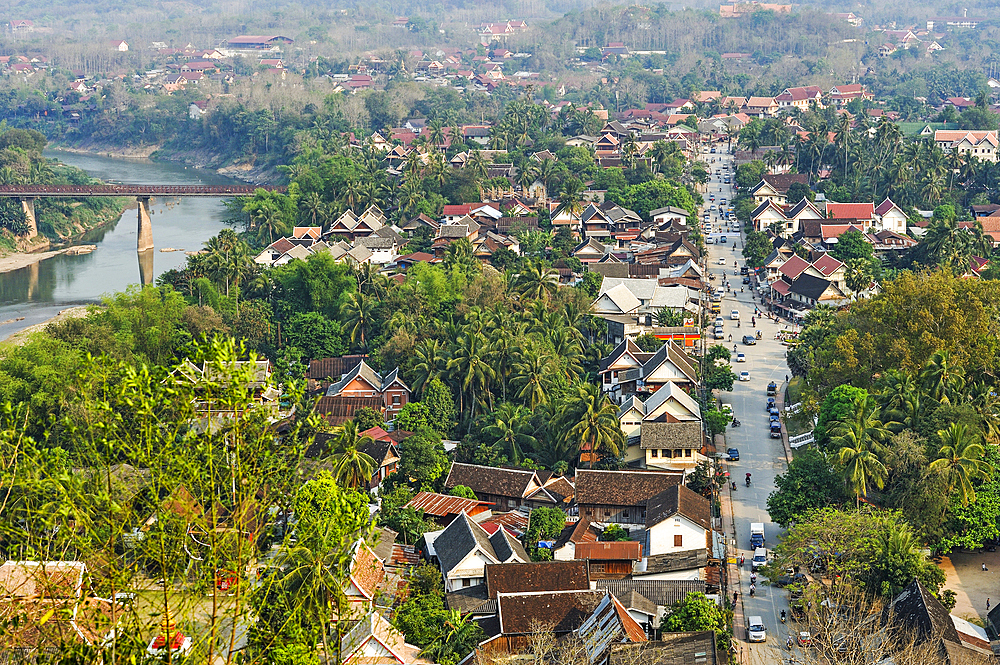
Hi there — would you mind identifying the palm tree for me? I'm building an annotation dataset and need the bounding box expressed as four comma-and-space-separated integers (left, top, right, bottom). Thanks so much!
919, 350, 964, 405
511, 349, 553, 409
328, 420, 376, 489
560, 383, 624, 468
419, 610, 483, 664
513, 260, 559, 301
341, 291, 374, 348
427, 120, 446, 149
484, 403, 536, 465
829, 395, 889, 505
411, 339, 446, 397
277, 542, 352, 662
299, 191, 326, 227
447, 332, 496, 426
929, 423, 993, 506
465, 150, 488, 181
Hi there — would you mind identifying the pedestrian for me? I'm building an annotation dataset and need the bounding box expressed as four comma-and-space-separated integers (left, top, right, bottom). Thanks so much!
988, 598, 991, 611
734, 591, 739, 605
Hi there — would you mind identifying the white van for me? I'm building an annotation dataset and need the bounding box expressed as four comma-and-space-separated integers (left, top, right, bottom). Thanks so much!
747, 616, 766, 642
752, 547, 767, 571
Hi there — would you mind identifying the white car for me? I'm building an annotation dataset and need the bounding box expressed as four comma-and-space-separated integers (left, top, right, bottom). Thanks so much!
718, 257, 726, 265
736, 353, 746, 362
731, 310, 740, 320
739, 371, 751, 381
748, 617, 766, 643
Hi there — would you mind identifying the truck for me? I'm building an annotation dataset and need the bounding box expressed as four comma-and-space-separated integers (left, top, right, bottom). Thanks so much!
750, 523, 765, 549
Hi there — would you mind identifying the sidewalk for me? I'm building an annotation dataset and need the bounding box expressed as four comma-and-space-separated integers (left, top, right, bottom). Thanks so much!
720, 462, 747, 662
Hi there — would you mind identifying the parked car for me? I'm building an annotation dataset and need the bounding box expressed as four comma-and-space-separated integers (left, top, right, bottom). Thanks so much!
736, 353, 746, 362
739, 371, 751, 381
743, 335, 757, 345
769, 407, 781, 419
740, 266, 748, 275
766, 397, 776, 410
747, 616, 766, 643
767, 381, 778, 396
727, 447, 740, 461
774, 572, 808, 588
770, 422, 782, 438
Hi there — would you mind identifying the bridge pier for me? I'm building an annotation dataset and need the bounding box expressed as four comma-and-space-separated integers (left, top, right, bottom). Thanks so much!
137, 247, 154, 286
137, 196, 153, 252
17, 197, 37, 239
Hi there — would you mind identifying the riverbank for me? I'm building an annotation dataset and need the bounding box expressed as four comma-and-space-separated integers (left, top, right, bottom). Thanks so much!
0, 305, 90, 346
0, 245, 96, 274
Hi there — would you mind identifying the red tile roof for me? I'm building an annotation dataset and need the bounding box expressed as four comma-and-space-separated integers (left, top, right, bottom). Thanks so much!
826, 202, 874, 220
350, 542, 385, 600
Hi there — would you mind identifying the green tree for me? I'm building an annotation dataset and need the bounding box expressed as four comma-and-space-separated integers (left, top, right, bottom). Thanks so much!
830, 229, 874, 262
766, 449, 849, 526
449, 485, 477, 500
829, 395, 890, 505
601, 524, 630, 542
929, 423, 992, 506
398, 430, 449, 490
284, 312, 347, 359
558, 383, 625, 467
327, 420, 376, 489
423, 378, 457, 435
742, 231, 773, 269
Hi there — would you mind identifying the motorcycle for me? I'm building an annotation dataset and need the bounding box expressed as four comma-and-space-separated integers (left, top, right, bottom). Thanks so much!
756, 330, 762, 340
731, 419, 741, 427
745, 477, 751, 487
781, 610, 787, 624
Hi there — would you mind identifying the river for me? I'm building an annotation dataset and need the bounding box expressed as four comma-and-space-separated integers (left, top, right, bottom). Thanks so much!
0, 151, 243, 340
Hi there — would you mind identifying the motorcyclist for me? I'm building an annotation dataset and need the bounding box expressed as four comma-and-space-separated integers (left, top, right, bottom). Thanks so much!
781, 610, 787, 622
728, 334, 732, 342
787, 636, 794, 650
749, 583, 756, 597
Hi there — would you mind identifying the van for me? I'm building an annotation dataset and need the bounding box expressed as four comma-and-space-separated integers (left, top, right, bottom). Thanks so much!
752, 547, 767, 570
747, 616, 766, 643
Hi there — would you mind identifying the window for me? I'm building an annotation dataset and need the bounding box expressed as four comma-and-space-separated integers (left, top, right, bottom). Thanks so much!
674, 534, 683, 547
605, 510, 611, 517
392, 395, 401, 405
508, 499, 516, 508
685, 449, 692, 457
651, 449, 658, 458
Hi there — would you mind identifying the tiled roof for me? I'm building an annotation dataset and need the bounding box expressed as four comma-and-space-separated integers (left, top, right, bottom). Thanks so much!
826, 202, 875, 220
575, 469, 683, 508
761, 173, 808, 193
313, 395, 384, 425
778, 254, 810, 280
349, 542, 385, 600
307, 355, 369, 381
0, 561, 85, 599
610, 632, 720, 665
874, 198, 900, 216
497, 589, 605, 635
434, 513, 499, 576
812, 253, 844, 276
639, 422, 703, 450
489, 527, 529, 562
644, 485, 712, 530
553, 517, 601, 550
444, 462, 538, 499
576, 541, 643, 561
788, 273, 836, 301
485, 561, 590, 598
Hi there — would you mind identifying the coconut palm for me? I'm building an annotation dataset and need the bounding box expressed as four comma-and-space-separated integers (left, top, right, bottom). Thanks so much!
929, 423, 993, 506
559, 383, 624, 468
484, 403, 536, 465
829, 395, 889, 505
340, 291, 374, 348
511, 349, 554, 409
411, 339, 446, 397
513, 259, 559, 301
419, 610, 484, 665
328, 420, 376, 489
277, 541, 352, 662
447, 332, 496, 424
919, 350, 965, 405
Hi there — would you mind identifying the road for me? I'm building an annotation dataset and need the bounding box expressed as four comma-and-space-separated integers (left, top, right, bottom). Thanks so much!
701, 147, 801, 664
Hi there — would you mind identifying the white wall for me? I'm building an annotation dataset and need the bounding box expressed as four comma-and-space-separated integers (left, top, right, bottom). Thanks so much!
646, 514, 708, 556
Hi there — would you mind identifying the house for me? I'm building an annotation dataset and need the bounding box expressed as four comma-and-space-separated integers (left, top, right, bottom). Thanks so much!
552, 517, 602, 561
9, 20, 34, 34
650, 207, 689, 228
110, 40, 129, 51
750, 174, 809, 206
223, 35, 294, 52
597, 579, 706, 631
443, 462, 543, 510
340, 612, 429, 665
358, 427, 404, 491
619, 383, 704, 470
574, 237, 611, 263
575, 469, 684, 525
306, 354, 369, 392
643, 485, 712, 556
934, 130, 999, 162
576, 542, 643, 580
775, 85, 824, 110
874, 198, 908, 234
829, 83, 871, 107
473, 589, 606, 654
345, 541, 386, 612
405, 491, 492, 527
485, 560, 591, 598
883, 579, 993, 659
784, 273, 850, 315
743, 96, 779, 116
609, 633, 722, 665
0, 561, 121, 659
825, 201, 876, 229
315, 360, 410, 424
426, 512, 529, 592
576, 593, 649, 663
605, 342, 698, 402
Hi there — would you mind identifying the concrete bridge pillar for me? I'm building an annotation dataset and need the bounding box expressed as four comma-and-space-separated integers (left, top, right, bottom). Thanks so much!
137, 196, 153, 252
18, 197, 37, 239
137, 246, 154, 286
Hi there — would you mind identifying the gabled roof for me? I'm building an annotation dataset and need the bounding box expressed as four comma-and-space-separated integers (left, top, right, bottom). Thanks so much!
497, 589, 605, 635
640, 381, 701, 421
644, 485, 712, 530
875, 197, 903, 216
760, 173, 808, 193
640, 342, 698, 384
826, 202, 875, 220
786, 198, 822, 219
434, 513, 502, 576
812, 253, 844, 276
444, 462, 539, 499
307, 355, 369, 381
485, 561, 590, 598
597, 579, 705, 607
575, 469, 683, 508
778, 254, 810, 280
340, 611, 418, 665
577, 593, 647, 662
489, 526, 530, 562
599, 339, 645, 373
553, 517, 601, 551
594, 283, 642, 314
884, 579, 961, 644
750, 199, 786, 220
349, 541, 385, 600
788, 273, 838, 301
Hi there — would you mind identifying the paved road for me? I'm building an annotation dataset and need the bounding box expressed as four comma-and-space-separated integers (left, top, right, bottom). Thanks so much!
701, 148, 801, 664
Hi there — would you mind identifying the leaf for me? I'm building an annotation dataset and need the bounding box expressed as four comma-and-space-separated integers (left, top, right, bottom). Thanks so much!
38, 608, 55, 626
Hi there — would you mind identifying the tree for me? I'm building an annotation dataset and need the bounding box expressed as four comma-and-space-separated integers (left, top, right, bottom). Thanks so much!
559, 383, 625, 467
742, 231, 773, 268
514, 260, 559, 301
705, 364, 736, 392
766, 449, 849, 526
830, 229, 874, 262
785, 181, 813, 205
525, 506, 567, 548
661, 592, 733, 654
815, 385, 868, 447
829, 395, 890, 505
601, 524, 630, 542
704, 409, 729, 437
929, 423, 992, 506
284, 312, 347, 359
449, 485, 477, 499
484, 402, 536, 464
423, 378, 457, 435
353, 406, 384, 432
340, 291, 374, 349
634, 333, 663, 352
398, 430, 449, 490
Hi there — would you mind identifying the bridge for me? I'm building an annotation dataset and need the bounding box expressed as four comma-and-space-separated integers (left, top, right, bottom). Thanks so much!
0, 184, 285, 251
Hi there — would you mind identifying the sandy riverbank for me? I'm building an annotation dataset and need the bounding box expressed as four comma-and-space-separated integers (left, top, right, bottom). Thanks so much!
0, 305, 91, 346
0, 248, 67, 274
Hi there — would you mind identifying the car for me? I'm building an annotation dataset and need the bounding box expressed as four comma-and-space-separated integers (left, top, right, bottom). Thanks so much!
720, 235, 728, 243
736, 353, 746, 362
710, 204, 716, 210
769, 415, 780, 425
718, 257, 726, 265
747, 616, 766, 643
727, 447, 740, 461
742, 276, 751, 284
766, 397, 776, 410
743, 335, 757, 345
797, 632, 812, 647
767, 381, 778, 396
731, 310, 740, 320
739, 371, 750, 381
740, 266, 749, 275
721, 199, 728, 205
770, 422, 782, 438
774, 572, 808, 588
